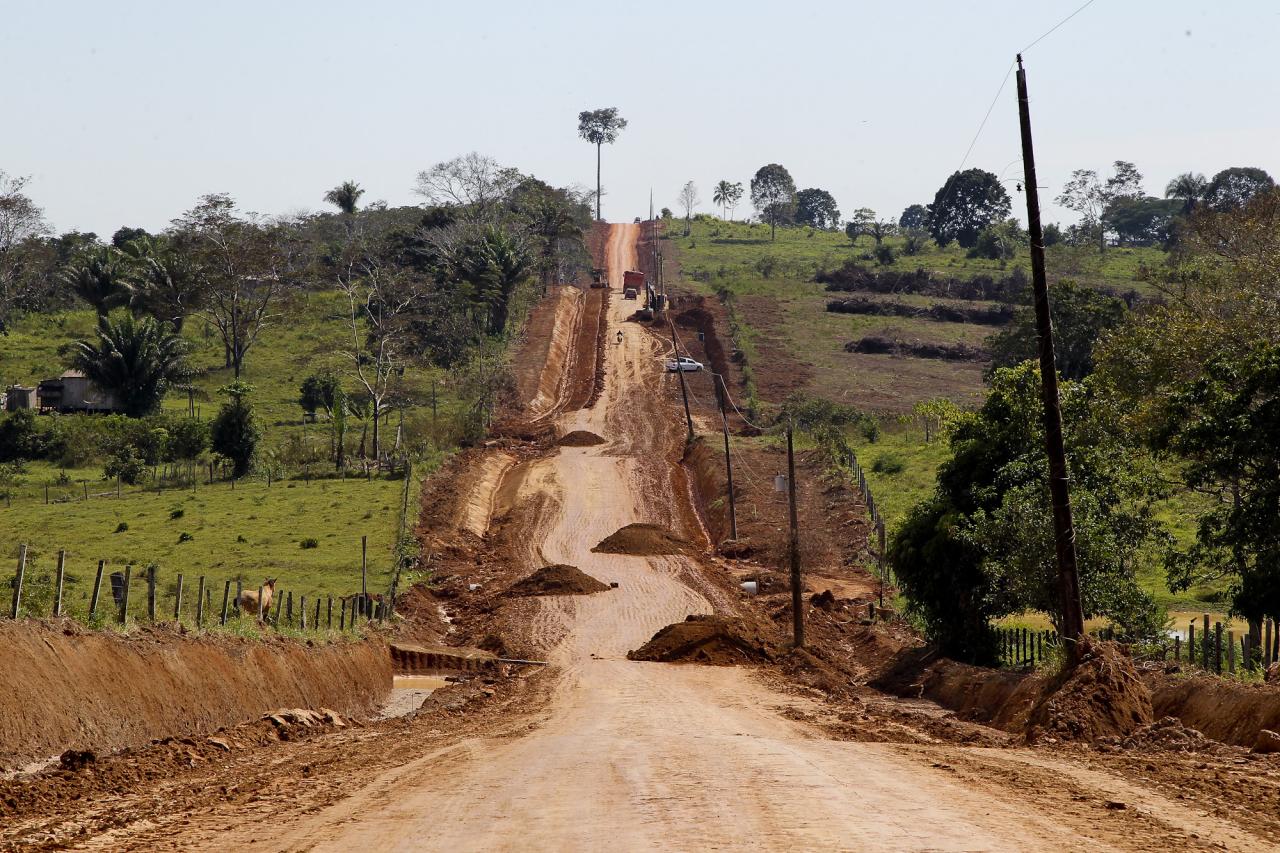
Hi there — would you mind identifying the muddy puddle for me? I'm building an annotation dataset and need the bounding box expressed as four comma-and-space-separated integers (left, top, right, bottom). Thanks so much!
378, 675, 450, 720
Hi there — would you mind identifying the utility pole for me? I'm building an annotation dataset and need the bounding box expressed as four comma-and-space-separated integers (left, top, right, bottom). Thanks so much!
786, 422, 804, 648
1016, 54, 1085, 655
669, 322, 694, 443
716, 374, 738, 541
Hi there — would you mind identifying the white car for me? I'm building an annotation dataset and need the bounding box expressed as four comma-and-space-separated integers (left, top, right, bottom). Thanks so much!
666, 356, 704, 372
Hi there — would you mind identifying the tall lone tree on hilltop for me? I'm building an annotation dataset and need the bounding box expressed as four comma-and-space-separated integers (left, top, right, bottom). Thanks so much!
577, 108, 628, 221
750, 164, 797, 241
677, 181, 700, 235
324, 181, 365, 215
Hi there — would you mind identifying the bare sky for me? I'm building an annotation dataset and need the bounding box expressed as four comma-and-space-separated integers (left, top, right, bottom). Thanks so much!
4, 0, 1278, 235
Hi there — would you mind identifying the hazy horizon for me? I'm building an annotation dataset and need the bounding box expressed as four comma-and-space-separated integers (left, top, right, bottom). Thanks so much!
5, 0, 1278, 236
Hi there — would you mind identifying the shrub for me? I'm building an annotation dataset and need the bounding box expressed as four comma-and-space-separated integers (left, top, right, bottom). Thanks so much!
300, 537, 319, 549
114, 522, 129, 533
0, 410, 46, 463
104, 447, 147, 485
872, 454, 905, 475
875, 244, 896, 266
177, 531, 194, 543
169, 507, 184, 520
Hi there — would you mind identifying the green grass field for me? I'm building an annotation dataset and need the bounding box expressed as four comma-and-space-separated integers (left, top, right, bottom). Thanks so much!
668, 217, 1164, 414
0, 290, 485, 625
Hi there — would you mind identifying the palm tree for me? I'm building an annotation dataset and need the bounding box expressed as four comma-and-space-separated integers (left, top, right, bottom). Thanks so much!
60, 246, 132, 317
1165, 172, 1208, 217
713, 180, 734, 220
324, 180, 365, 215
71, 313, 192, 417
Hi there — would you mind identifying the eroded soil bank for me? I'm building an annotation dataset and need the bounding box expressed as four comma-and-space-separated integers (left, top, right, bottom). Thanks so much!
0, 621, 390, 768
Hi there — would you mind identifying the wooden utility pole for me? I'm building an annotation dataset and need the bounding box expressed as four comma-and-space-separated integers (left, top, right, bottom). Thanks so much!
1016, 55, 1085, 653
786, 423, 804, 648
668, 322, 695, 443
361, 535, 368, 603
715, 374, 738, 540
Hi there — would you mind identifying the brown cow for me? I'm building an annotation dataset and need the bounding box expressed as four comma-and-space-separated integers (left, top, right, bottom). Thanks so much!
235, 578, 277, 616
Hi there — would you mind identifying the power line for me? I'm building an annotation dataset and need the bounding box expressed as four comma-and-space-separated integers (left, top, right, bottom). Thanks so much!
1021, 0, 1100, 54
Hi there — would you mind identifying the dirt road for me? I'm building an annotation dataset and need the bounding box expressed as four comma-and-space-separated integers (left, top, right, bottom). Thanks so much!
19, 224, 1266, 852
194, 224, 1265, 853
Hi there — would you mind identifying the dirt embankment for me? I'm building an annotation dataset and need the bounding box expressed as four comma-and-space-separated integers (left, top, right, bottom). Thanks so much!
0, 621, 390, 768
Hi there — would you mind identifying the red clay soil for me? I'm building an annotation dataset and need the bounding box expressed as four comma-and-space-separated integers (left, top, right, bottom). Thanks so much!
1023, 640, 1153, 744
506, 565, 610, 597
557, 430, 606, 447
592, 523, 695, 556
0, 621, 390, 769
627, 615, 778, 665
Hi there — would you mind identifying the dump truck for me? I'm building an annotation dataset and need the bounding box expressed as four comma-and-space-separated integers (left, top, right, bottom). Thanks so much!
623, 270, 645, 291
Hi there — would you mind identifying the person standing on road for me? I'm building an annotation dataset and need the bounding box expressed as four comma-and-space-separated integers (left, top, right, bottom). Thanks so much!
616, 330, 623, 345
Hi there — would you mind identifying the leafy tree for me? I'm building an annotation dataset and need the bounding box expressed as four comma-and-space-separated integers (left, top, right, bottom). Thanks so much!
967, 218, 1027, 260
677, 181, 700, 235
511, 179, 588, 294
898, 204, 930, 230
577, 108, 628, 220
889, 364, 1164, 662
1042, 222, 1063, 246
60, 246, 132, 317
1055, 161, 1144, 253
1164, 172, 1208, 216
911, 398, 961, 443
1105, 196, 1180, 246
299, 371, 341, 417
0, 409, 46, 462
171, 193, 301, 377
111, 226, 150, 248
70, 313, 192, 417
324, 180, 365, 215
0, 171, 52, 333
988, 280, 1125, 380
210, 381, 260, 477
749, 163, 796, 241
712, 180, 743, 220
414, 154, 522, 221
844, 207, 877, 244
794, 188, 840, 230
1205, 166, 1275, 211
1159, 344, 1280, 629
928, 169, 1011, 249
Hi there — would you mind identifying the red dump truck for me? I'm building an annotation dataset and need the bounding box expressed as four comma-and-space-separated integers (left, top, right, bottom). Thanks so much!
622, 270, 645, 299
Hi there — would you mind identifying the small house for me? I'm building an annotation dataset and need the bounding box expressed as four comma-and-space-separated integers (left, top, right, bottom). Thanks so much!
4, 385, 36, 411
36, 370, 122, 413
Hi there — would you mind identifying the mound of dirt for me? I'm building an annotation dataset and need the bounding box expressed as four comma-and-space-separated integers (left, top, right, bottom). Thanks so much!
507, 564, 610, 597
593, 523, 693, 556
1024, 640, 1153, 744
627, 615, 777, 665
558, 430, 606, 447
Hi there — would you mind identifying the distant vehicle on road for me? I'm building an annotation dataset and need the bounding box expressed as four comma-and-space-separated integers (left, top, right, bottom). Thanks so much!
666, 356, 704, 372
623, 287, 638, 299
634, 216, 641, 223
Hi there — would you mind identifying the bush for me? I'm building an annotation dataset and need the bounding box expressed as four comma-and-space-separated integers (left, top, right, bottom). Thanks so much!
872, 454, 905, 474
0, 410, 46, 462
114, 521, 129, 533
875, 244, 896, 266
300, 537, 319, 549
177, 531, 194, 543
169, 507, 184, 520
104, 447, 147, 485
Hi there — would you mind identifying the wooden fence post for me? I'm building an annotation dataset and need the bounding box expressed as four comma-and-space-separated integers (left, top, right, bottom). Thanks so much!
174, 573, 184, 621
53, 550, 66, 617
1189, 623, 1196, 666
220, 580, 231, 626
1228, 630, 1236, 674
286, 591, 294, 625
89, 559, 105, 619
313, 597, 320, 630
1266, 619, 1273, 669
1214, 622, 1223, 674
327, 596, 333, 629
196, 576, 206, 628
10, 544, 27, 619
1174, 636, 1180, 662
120, 565, 132, 624
257, 585, 264, 623
299, 595, 307, 630
147, 565, 157, 621
1243, 633, 1252, 672
339, 598, 346, 631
